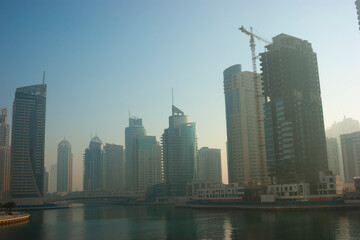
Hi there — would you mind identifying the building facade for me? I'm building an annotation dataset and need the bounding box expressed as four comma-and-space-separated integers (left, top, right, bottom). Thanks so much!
134, 136, 162, 193
341, 131, 360, 183
326, 138, 341, 176
44, 168, 49, 195
260, 34, 328, 193
162, 105, 197, 196
49, 164, 57, 193
0, 108, 10, 146
104, 143, 124, 192
83, 136, 105, 192
223, 65, 267, 186
326, 117, 360, 181
197, 147, 222, 183
57, 139, 73, 193
10, 84, 47, 198
125, 117, 146, 191
0, 108, 10, 199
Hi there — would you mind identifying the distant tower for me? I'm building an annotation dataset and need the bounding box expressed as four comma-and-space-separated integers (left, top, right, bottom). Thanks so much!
198, 147, 222, 183
326, 117, 360, 181
57, 139, 73, 193
134, 136, 162, 192
44, 168, 49, 195
49, 164, 57, 193
125, 117, 146, 191
260, 34, 328, 193
10, 84, 47, 198
0, 108, 11, 199
326, 138, 340, 176
341, 132, 360, 183
104, 143, 124, 192
223, 65, 268, 186
83, 136, 105, 192
0, 108, 10, 146
162, 105, 197, 196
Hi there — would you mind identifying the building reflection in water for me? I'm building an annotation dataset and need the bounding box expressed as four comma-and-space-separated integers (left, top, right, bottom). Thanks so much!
223, 217, 233, 240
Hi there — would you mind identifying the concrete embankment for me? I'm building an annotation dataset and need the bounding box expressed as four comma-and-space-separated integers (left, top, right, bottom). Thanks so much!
0, 212, 30, 225
177, 201, 360, 211
14, 203, 72, 211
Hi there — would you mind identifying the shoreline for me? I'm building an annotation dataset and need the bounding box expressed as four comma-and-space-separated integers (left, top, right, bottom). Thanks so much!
176, 202, 360, 211
0, 212, 30, 225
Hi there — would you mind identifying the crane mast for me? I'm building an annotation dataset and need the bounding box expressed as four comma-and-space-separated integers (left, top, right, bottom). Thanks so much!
239, 26, 271, 185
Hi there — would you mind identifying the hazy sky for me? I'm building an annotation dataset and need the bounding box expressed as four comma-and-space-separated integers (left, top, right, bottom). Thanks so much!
1, 0, 359, 190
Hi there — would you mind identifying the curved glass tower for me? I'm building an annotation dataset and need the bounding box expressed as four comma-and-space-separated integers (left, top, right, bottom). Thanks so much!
10, 84, 47, 198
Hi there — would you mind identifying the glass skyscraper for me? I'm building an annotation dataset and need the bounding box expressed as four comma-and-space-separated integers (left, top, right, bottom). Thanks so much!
104, 143, 124, 192
134, 136, 162, 193
0, 108, 10, 199
125, 117, 146, 191
162, 105, 197, 197
57, 139, 73, 193
197, 147, 222, 183
10, 84, 47, 198
83, 136, 105, 192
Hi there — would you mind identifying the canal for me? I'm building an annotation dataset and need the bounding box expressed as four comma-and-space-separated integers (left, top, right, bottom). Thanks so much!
1, 203, 360, 239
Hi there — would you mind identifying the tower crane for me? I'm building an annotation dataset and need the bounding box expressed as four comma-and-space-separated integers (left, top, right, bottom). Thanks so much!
239, 26, 271, 75
239, 26, 271, 185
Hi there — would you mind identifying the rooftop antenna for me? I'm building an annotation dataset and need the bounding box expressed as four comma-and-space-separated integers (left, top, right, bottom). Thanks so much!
172, 88, 174, 106
42, 71, 45, 85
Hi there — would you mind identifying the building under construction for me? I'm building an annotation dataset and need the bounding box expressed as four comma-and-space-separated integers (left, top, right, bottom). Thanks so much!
260, 34, 328, 193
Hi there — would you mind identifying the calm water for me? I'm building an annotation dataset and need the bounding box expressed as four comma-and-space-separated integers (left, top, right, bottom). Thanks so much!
1, 203, 360, 240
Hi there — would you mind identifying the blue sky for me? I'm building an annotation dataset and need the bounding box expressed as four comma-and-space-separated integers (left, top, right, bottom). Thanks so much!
1, 0, 359, 190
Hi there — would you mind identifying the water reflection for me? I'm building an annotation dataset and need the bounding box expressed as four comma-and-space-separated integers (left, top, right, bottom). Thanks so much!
1, 205, 360, 240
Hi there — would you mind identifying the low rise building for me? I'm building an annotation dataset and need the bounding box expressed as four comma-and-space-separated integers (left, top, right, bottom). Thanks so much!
267, 183, 310, 197
318, 171, 337, 195
187, 182, 244, 201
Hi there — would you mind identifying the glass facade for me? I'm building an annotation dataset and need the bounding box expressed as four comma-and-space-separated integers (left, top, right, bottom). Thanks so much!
10, 84, 47, 198
162, 106, 197, 196
57, 139, 73, 193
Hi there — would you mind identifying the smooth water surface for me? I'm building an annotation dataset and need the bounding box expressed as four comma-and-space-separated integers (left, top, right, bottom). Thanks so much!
1, 204, 360, 240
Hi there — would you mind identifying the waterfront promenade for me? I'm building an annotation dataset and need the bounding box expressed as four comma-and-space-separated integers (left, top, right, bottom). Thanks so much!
0, 212, 30, 225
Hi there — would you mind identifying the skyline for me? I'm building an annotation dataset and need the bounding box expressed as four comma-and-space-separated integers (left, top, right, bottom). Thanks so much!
1, 0, 360, 190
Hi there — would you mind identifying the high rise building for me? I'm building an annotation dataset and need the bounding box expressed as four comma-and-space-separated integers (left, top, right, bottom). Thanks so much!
44, 168, 49, 195
223, 65, 267, 186
197, 147, 222, 183
125, 117, 146, 191
0, 108, 10, 199
134, 136, 162, 192
57, 139, 73, 193
326, 117, 360, 181
260, 34, 328, 193
49, 164, 57, 193
104, 143, 124, 192
162, 105, 197, 196
0, 108, 10, 146
326, 138, 341, 176
83, 136, 105, 192
340, 132, 360, 183
10, 84, 47, 198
